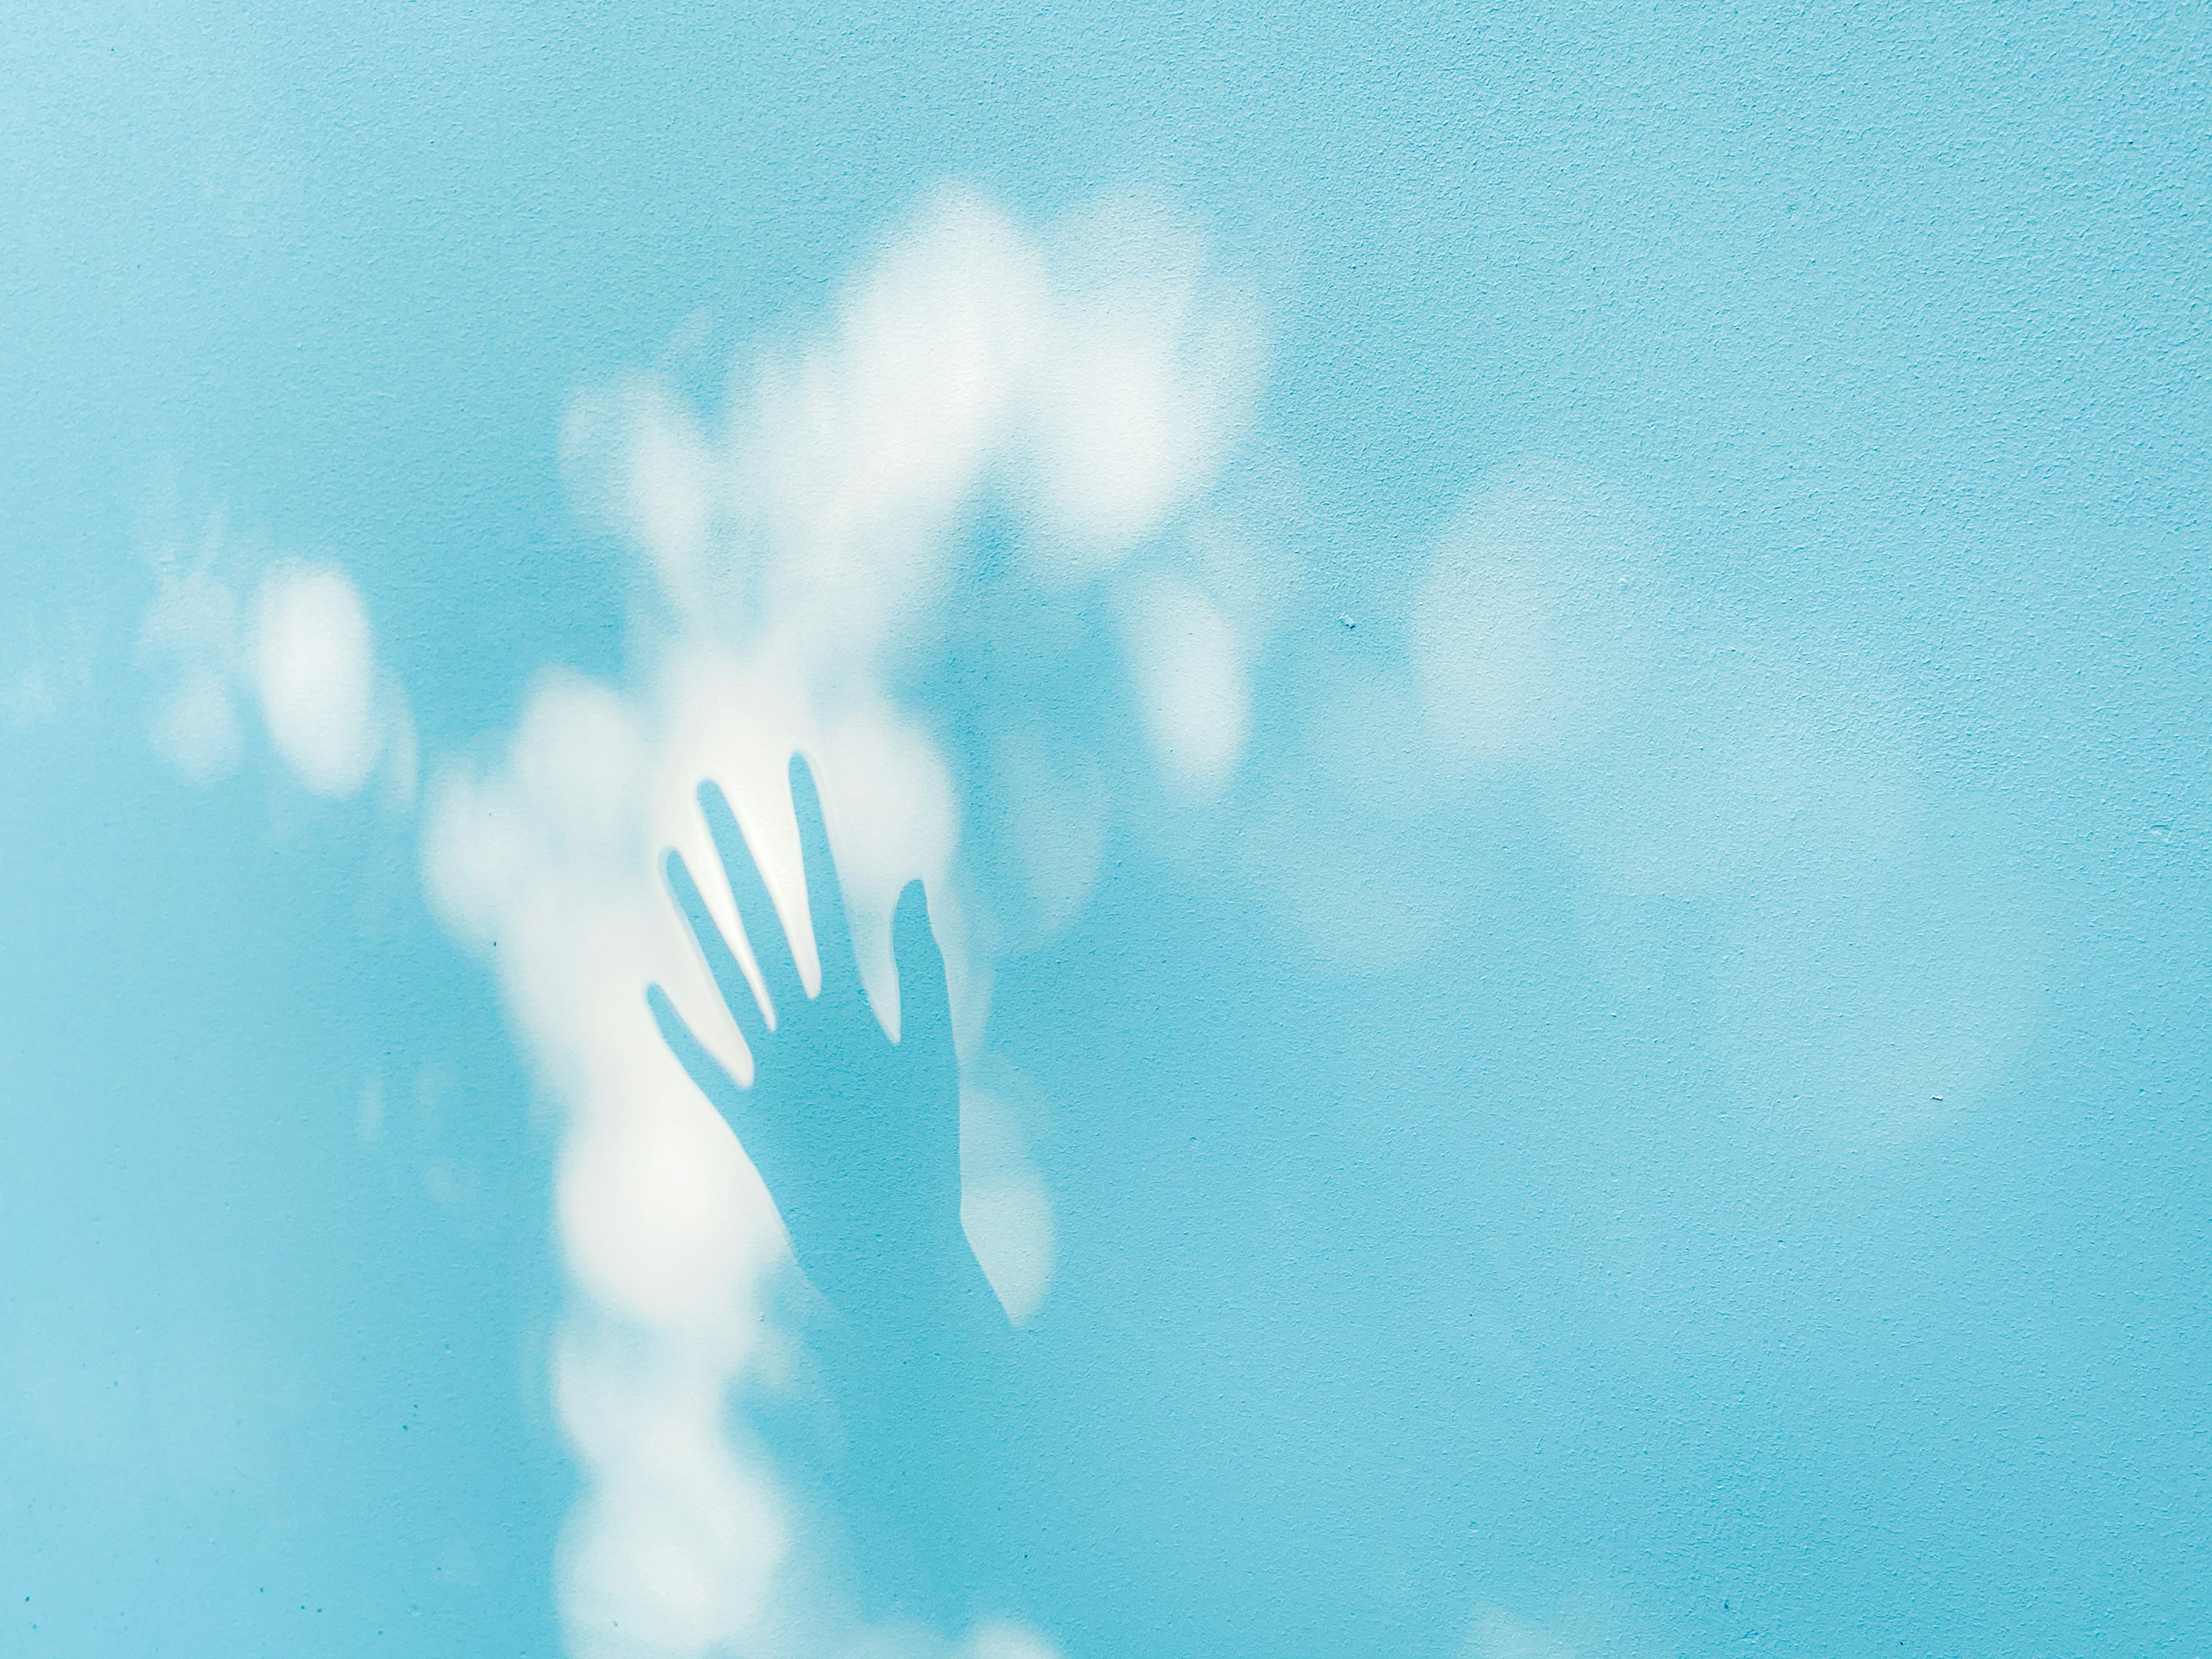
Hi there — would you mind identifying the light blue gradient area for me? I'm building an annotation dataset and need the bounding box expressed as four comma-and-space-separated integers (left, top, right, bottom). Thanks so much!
3, 3, 2207, 1657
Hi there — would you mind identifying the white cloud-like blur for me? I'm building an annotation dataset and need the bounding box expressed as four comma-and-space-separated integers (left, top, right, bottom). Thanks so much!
139, 507, 246, 783
960, 1059, 1059, 1327
427, 185, 1273, 1658
138, 516, 416, 808
1411, 464, 1651, 768
253, 563, 381, 799
1114, 569, 1251, 797
1017, 195, 1262, 574
1249, 458, 2043, 1146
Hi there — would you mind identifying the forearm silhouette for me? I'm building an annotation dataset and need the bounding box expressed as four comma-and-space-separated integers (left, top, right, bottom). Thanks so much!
647, 756, 1033, 1626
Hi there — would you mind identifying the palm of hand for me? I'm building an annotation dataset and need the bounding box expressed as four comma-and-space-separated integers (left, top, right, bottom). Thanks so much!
649, 757, 964, 1324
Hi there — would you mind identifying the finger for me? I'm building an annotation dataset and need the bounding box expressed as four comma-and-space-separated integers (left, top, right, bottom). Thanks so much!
662, 848, 769, 1051
891, 878, 955, 1057
789, 753, 856, 995
698, 778, 805, 1024
647, 983, 782, 1176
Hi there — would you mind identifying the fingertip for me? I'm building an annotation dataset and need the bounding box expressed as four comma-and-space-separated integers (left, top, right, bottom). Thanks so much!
893, 876, 931, 930
891, 878, 952, 1048
892, 877, 945, 974
696, 781, 736, 851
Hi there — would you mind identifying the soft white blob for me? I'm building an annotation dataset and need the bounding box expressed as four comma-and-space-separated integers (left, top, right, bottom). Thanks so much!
1410, 463, 1649, 769
1584, 672, 2047, 1147
961, 1179, 1056, 1328
151, 666, 244, 784
139, 544, 244, 784
422, 666, 796, 1656
1115, 569, 1251, 796
960, 1068, 1058, 1326
253, 563, 381, 799
1019, 195, 1263, 574
1244, 464, 1650, 975
1414, 567, 1555, 760
0, 607, 93, 734
136, 516, 417, 808
555, 1321, 789, 1659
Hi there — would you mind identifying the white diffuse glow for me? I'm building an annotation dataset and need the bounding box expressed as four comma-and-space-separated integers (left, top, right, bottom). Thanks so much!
139, 517, 417, 806
960, 1062, 1060, 1328
1018, 195, 1262, 574
1410, 462, 1652, 770
139, 512, 246, 785
254, 563, 382, 799
1263, 458, 2042, 1146
423, 664, 808, 1658
1114, 569, 1251, 797
427, 187, 1275, 1657
150, 661, 244, 785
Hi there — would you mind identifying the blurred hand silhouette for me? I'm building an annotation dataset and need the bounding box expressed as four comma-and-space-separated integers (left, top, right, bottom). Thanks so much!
647, 755, 982, 1332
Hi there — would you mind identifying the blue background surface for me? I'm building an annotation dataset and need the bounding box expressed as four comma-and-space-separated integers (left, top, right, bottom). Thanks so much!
3, 3, 2207, 1654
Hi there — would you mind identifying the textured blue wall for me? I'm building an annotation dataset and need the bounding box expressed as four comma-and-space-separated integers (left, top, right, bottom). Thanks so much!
3, 4, 2206, 1656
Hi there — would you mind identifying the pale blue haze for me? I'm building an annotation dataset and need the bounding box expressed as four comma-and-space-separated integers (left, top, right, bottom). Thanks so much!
2, 4, 2206, 1657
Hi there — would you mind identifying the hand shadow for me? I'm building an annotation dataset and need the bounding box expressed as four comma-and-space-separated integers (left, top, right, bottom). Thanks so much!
647, 754, 1021, 1627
